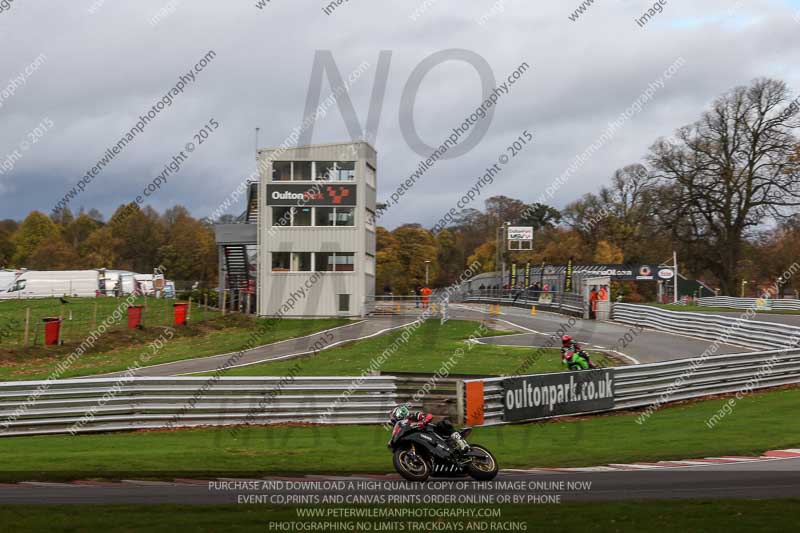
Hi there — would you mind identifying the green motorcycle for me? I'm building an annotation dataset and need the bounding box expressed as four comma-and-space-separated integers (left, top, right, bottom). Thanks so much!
561, 348, 598, 371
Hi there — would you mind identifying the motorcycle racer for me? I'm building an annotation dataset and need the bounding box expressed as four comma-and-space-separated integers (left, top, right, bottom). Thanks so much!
560, 335, 597, 369
389, 405, 469, 453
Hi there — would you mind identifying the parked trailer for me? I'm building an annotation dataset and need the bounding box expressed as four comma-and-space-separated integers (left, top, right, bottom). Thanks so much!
98, 270, 138, 296
0, 270, 100, 299
133, 274, 169, 296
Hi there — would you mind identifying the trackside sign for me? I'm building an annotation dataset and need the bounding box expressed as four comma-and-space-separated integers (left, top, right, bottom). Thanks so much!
501, 370, 614, 421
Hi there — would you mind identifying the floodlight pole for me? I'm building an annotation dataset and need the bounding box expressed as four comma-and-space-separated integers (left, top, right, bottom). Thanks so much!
500, 222, 509, 289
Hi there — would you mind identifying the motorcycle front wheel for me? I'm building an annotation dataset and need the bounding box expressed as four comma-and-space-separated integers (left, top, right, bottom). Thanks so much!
465, 445, 499, 481
393, 447, 431, 482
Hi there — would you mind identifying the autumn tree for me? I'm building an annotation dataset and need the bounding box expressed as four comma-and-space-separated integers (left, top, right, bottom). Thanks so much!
519, 203, 562, 231
0, 229, 15, 267
467, 241, 497, 273
12, 211, 60, 265
80, 226, 119, 268
27, 237, 80, 270
646, 78, 800, 294
158, 206, 217, 285
109, 204, 166, 273
392, 224, 438, 290
593, 240, 624, 263
376, 227, 404, 293
63, 214, 100, 250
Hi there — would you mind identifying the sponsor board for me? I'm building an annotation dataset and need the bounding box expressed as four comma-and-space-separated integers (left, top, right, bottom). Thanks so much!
657, 268, 674, 280
501, 370, 614, 421
266, 183, 357, 206
507, 226, 533, 240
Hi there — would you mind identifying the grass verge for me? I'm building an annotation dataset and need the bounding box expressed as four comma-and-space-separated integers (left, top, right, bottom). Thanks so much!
1, 501, 798, 532
0, 316, 349, 381
210, 319, 614, 377
0, 386, 796, 482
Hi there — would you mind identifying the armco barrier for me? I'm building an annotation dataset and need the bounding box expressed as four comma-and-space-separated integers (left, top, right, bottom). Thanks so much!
0, 376, 400, 437
611, 303, 800, 349
697, 296, 800, 311
464, 348, 800, 425
463, 291, 584, 317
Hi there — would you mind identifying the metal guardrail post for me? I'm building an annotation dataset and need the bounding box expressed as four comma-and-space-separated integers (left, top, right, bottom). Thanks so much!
455, 380, 465, 425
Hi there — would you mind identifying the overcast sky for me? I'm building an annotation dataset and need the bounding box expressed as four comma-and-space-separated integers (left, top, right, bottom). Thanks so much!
1, 0, 800, 228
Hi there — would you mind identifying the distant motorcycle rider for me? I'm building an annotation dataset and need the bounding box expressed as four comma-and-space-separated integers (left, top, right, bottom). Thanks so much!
560, 335, 597, 369
389, 405, 469, 454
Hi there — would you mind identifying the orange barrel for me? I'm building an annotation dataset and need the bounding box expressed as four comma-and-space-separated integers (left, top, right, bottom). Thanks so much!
127, 305, 144, 329
43, 317, 61, 346
173, 302, 189, 326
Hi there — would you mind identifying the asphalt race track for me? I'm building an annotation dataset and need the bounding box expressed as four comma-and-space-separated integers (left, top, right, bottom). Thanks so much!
449, 304, 748, 364
1, 457, 798, 505
91, 317, 417, 378
85, 303, 755, 377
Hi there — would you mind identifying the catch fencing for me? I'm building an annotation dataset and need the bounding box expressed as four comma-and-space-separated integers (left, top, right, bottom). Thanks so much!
0, 376, 400, 437
365, 296, 449, 322
611, 303, 800, 349
464, 348, 800, 425
696, 296, 800, 311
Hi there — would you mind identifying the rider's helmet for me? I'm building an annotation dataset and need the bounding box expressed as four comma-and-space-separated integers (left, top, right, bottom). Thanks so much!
561, 335, 572, 347
389, 405, 410, 424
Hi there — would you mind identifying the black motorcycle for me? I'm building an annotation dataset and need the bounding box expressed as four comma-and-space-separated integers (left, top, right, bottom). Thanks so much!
388, 420, 498, 482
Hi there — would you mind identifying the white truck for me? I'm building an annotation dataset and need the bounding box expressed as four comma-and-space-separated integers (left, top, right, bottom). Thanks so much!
0, 270, 100, 299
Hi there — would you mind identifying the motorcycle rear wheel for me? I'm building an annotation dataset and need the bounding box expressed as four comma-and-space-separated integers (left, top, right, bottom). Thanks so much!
465, 445, 499, 481
393, 447, 431, 482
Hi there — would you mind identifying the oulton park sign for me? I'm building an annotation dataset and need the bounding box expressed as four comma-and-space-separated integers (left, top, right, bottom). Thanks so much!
266, 184, 357, 206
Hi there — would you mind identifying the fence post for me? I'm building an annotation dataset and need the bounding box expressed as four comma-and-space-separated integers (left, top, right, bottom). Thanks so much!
246, 293, 251, 315
188, 296, 193, 322
221, 290, 227, 316
92, 300, 98, 329
58, 303, 64, 345
23, 307, 30, 346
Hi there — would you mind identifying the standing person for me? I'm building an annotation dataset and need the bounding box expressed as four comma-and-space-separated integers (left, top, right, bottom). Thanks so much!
598, 285, 609, 302
420, 286, 433, 308
589, 287, 599, 319
532, 282, 541, 300
414, 284, 422, 308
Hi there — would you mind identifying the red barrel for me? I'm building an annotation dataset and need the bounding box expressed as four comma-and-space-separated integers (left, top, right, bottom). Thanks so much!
173, 303, 189, 326
43, 318, 61, 346
127, 305, 144, 329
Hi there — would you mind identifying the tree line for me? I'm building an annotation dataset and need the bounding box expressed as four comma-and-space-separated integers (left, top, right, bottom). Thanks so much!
378, 78, 800, 298
0, 204, 217, 286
